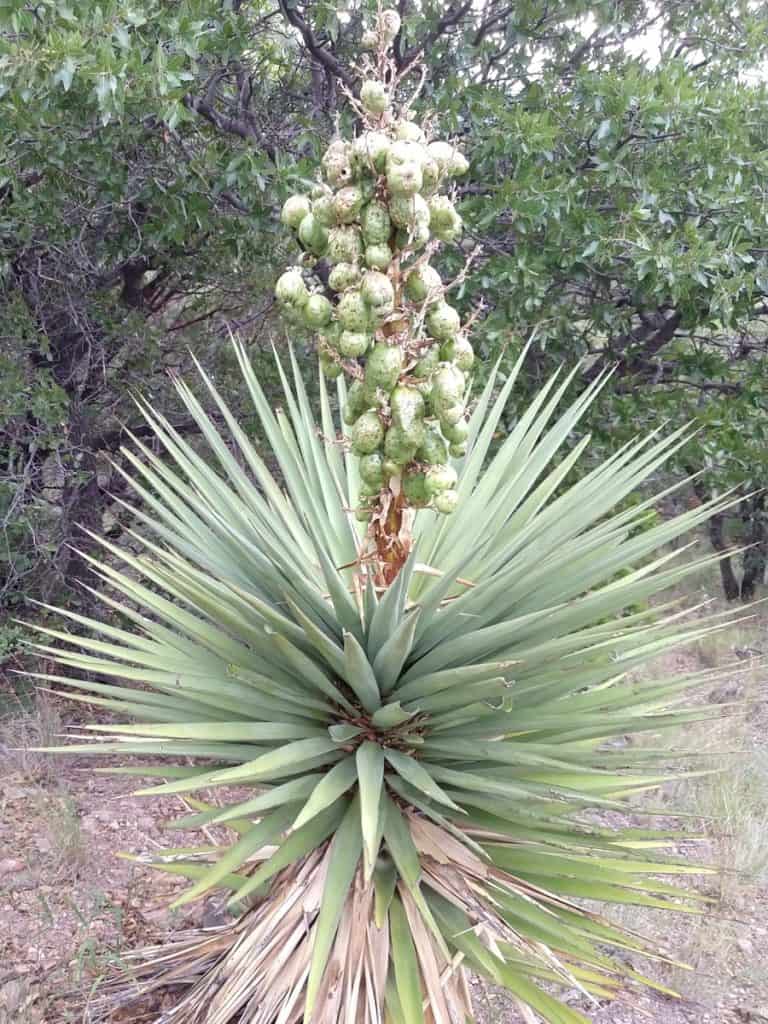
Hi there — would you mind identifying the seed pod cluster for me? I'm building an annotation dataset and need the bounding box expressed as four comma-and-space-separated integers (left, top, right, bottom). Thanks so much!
273, 9, 472, 521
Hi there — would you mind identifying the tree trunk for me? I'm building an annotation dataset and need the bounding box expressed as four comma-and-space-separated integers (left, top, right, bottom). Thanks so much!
708, 512, 741, 601
740, 492, 766, 601
686, 466, 741, 602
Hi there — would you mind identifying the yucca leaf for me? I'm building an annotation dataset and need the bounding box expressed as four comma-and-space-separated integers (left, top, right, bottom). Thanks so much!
373, 608, 421, 695
388, 894, 424, 1024
371, 703, 413, 729
342, 632, 383, 713
357, 741, 385, 873
170, 803, 297, 907
384, 750, 463, 813
304, 796, 363, 1019
374, 856, 398, 928
228, 800, 346, 905
292, 756, 358, 830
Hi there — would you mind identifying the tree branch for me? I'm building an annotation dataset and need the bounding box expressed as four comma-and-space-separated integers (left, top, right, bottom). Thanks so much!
399, 1, 474, 68
277, 0, 354, 88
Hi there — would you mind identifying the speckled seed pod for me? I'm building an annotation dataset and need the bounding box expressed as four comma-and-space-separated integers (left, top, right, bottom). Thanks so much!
405, 264, 443, 303
338, 330, 372, 358
364, 343, 402, 395
433, 488, 459, 514
334, 186, 365, 225
440, 334, 474, 371
322, 140, 353, 188
281, 194, 312, 228
351, 411, 385, 455
361, 201, 392, 245
360, 80, 389, 114
359, 452, 385, 486
337, 290, 371, 331
275, 269, 309, 307
303, 294, 333, 327
327, 226, 363, 264
298, 213, 328, 255
424, 464, 458, 495
365, 244, 392, 270
353, 131, 391, 173
328, 262, 361, 292
426, 302, 461, 341
418, 424, 449, 465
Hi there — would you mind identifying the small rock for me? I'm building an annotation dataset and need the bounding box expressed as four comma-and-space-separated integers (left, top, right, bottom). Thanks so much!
736, 937, 754, 955
0, 857, 25, 876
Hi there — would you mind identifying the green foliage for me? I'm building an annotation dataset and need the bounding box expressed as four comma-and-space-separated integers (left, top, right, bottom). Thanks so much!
2, 0, 768, 612
32, 340, 742, 1023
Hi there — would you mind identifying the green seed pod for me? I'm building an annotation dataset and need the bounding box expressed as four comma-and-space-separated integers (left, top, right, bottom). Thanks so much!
433, 488, 459, 514
380, 8, 401, 41
319, 352, 342, 379
312, 194, 337, 227
390, 385, 425, 432
343, 379, 369, 425
387, 161, 423, 196
337, 289, 371, 331
405, 263, 443, 303
303, 293, 333, 328
365, 343, 402, 394
413, 344, 441, 378
359, 479, 382, 499
394, 120, 425, 143
361, 271, 395, 316
359, 452, 385, 486
427, 140, 469, 177
440, 404, 465, 427
361, 28, 378, 50
275, 269, 309, 307
441, 417, 469, 444
389, 192, 430, 230
281, 194, 312, 228
328, 262, 361, 292
402, 468, 430, 507
322, 140, 353, 188
382, 458, 400, 479
424, 463, 458, 495
428, 196, 458, 232
426, 301, 461, 341
432, 362, 466, 409
387, 140, 425, 168
327, 226, 363, 265
351, 410, 385, 455
298, 213, 328, 255
360, 79, 388, 114
355, 506, 372, 523
448, 441, 468, 458
431, 211, 463, 244
365, 243, 392, 270
395, 221, 430, 251
353, 131, 391, 173
440, 334, 474, 371
420, 156, 440, 195
361, 201, 392, 245
338, 330, 372, 358
334, 185, 365, 225
418, 423, 449, 465
384, 425, 418, 465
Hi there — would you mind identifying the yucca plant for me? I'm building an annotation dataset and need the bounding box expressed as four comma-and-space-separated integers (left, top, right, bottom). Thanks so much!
28, 12, 743, 1024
